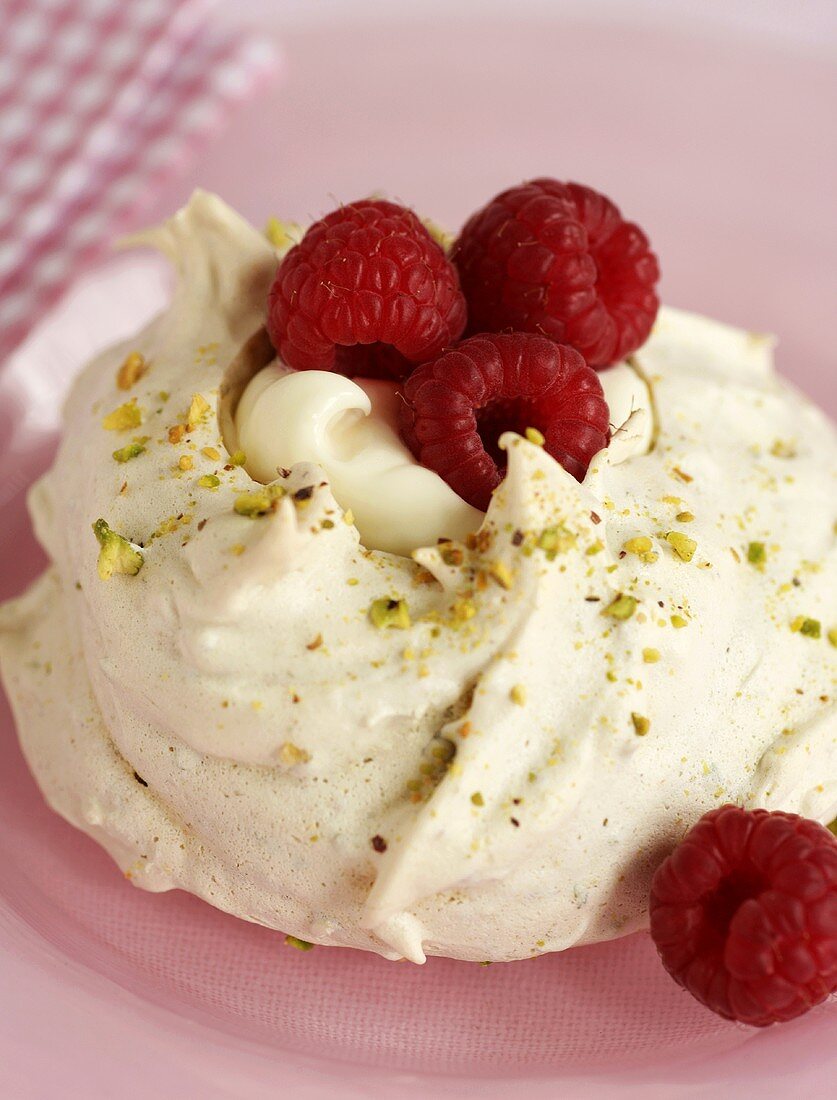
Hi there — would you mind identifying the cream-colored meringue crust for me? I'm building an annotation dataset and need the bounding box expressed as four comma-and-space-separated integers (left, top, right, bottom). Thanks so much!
1, 193, 835, 963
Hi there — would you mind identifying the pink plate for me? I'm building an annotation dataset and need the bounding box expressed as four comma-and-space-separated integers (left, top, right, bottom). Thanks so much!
1, 12, 836, 1098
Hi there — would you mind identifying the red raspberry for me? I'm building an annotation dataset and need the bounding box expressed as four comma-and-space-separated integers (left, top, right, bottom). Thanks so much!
398, 332, 610, 511
650, 805, 837, 1027
453, 179, 660, 367
267, 199, 467, 380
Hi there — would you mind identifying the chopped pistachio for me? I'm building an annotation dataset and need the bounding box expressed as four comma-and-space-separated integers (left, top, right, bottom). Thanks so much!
422, 217, 455, 251
112, 441, 145, 463
665, 531, 697, 562
642, 647, 660, 663
451, 597, 477, 624
229, 449, 247, 466
524, 426, 545, 446
234, 483, 286, 517
770, 439, 797, 458
470, 791, 485, 807
102, 398, 143, 432
586, 539, 604, 556
828, 628, 837, 649
92, 519, 143, 580
670, 614, 688, 629
369, 597, 411, 630
601, 594, 637, 621
631, 713, 650, 736
538, 525, 576, 559
168, 424, 186, 444
675, 511, 694, 523
198, 474, 220, 490
344, 508, 355, 526
284, 935, 314, 951
796, 617, 821, 639
510, 684, 526, 706
178, 454, 194, 471
440, 544, 464, 567
624, 536, 653, 555
187, 393, 210, 430
265, 217, 302, 249
488, 560, 513, 589
201, 446, 221, 461
158, 390, 170, 402
278, 742, 311, 766
747, 541, 766, 568
116, 351, 148, 390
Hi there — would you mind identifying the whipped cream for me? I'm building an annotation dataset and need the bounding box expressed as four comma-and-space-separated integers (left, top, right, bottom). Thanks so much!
1, 192, 835, 965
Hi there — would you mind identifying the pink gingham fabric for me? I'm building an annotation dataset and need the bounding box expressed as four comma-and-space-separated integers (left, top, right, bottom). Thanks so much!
0, 0, 276, 366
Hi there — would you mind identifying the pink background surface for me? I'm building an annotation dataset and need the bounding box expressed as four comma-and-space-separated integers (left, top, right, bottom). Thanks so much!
1, 9, 836, 1098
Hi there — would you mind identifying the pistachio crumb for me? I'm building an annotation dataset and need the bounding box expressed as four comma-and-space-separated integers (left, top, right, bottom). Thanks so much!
470, 791, 485, 807
828, 628, 837, 648
284, 935, 314, 952
278, 742, 311, 766
524, 426, 545, 446
795, 617, 821, 639
187, 393, 210, 430
168, 424, 186, 444
665, 531, 697, 562
538, 525, 575, 559
112, 441, 145, 463
488, 560, 513, 589
116, 351, 147, 390
197, 474, 220, 490
510, 684, 526, 706
670, 614, 688, 629
601, 594, 637, 621
102, 398, 143, 432
229, 449, 247, 466
178, 454, 194, 471
344, 509, 355, 526
369, 597, 411, 630
770, 439, 797, 458
642, 647, 660, 663
92, 519, 143, 580
747, 541, 766, 568
201, 446, 221, 461
631, 713, 650, 736
675, 511, 694, 523
234, 484, 285, 517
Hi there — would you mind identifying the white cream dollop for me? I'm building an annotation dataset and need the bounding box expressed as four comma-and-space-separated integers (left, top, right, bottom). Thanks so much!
234, 365, 483, 555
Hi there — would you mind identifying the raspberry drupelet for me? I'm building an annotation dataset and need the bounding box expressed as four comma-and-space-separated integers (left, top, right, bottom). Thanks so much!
398, 332, 610, 511
453, 179, 660, 368
650, 805, 837, 1027
267, 199, 467, 380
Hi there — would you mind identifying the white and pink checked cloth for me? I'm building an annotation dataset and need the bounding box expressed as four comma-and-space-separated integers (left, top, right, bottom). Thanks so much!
0, 0, 277, 365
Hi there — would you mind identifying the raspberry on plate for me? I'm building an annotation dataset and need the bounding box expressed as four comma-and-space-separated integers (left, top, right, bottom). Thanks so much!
453, 178, 660, 367
398, 332, 610, 511
267, 199, 467, 380
650, 805, 837, 1027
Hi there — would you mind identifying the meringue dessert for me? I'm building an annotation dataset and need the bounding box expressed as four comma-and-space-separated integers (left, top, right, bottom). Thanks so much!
1, 190, 835, 966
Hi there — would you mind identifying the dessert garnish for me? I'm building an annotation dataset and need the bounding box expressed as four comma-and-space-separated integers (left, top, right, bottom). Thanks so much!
452, 179, 660, 366
650, 805, 837, 1026
92, 519, 143, 580
397, 332, 610, 510
266, 199, 467, 379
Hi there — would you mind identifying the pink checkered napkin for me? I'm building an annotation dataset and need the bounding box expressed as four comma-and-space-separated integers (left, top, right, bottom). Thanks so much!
0, 0, 276, 366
